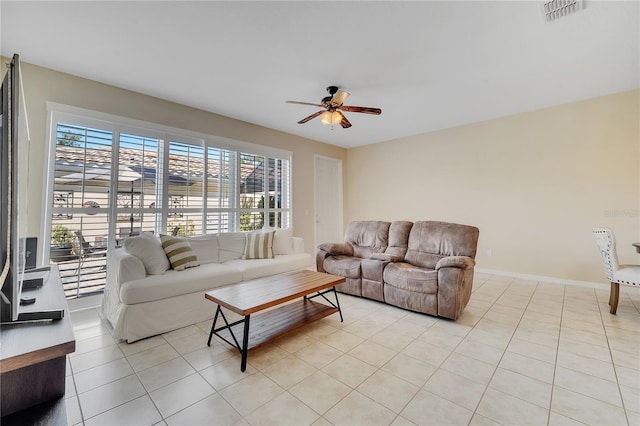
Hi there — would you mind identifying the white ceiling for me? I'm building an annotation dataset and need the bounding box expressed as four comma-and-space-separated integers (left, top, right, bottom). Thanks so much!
1, 1, 638, 148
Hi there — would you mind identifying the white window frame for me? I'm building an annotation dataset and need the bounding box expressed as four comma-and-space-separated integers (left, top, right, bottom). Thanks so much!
43, 102, 292, 261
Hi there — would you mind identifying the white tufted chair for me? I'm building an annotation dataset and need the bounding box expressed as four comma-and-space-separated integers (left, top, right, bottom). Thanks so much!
593, 228, 640, 314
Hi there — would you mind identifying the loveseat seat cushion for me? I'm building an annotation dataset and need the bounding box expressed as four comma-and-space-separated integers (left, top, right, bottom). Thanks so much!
224, 253, 312, 281
120, 263, 242, 304
383, 262, 438, 294
323, 255, 362, 279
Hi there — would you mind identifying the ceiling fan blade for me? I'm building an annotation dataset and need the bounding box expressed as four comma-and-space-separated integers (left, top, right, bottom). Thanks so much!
331, 90, 350, 107
286, 100, 324, 107
297, 110, 324, 124
339, 113, 352, 128
340, 106, 382, 115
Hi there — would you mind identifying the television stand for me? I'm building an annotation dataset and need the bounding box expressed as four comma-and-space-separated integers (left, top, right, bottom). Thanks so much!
0, 265, 75, 420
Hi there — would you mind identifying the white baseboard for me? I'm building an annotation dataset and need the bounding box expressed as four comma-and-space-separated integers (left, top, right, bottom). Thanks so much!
475, 268, 606, 290
68, 294, 103, 312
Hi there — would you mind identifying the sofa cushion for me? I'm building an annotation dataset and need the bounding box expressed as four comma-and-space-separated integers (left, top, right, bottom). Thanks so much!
245, 230, 275, 259
383, 262, 438, 294
119, 263, 243, 304
224, 253, 312, 281
123, 232, 170, 275
344, 221, 390, 259
160, 235, 200, 271
323, 255, 362, 279
187, 234, 219, 264
218, 232, 247, 262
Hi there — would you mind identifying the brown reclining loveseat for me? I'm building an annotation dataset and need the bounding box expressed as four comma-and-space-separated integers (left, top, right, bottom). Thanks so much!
316, 220, 480, 320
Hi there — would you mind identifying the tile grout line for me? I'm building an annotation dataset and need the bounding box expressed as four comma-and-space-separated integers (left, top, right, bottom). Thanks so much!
77, 309, 148, 423
465, 278, 554, 423
307, 303, 418, 425
546, 280, 566, 426
597, 287, 632, 426
67, 278, 638, 425
414, 276, 517, 422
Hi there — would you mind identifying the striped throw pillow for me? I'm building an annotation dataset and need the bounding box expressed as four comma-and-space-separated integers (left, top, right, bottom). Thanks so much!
159, 235, 200, 271
244, 230, 275, 259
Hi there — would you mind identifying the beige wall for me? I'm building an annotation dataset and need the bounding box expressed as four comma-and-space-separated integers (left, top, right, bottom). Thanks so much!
10, 59, 347, 253
347, 90, 640, 283
8, 58, 639, 283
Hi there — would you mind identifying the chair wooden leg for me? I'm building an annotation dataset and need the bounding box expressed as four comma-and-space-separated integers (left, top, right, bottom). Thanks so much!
610, 282, 620, 315
608, 284, 613, 306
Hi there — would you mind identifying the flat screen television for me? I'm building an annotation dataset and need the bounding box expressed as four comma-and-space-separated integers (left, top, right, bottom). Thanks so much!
0, 54, 29, 322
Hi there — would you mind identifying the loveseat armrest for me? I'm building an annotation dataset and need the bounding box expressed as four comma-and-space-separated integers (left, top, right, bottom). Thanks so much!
369, 253, 402, 262
316, 243, 353, 273
435, 256, 476, 270
318, 242, 354, 256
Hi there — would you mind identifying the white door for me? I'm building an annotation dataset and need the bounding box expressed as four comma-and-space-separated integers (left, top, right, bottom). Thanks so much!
314, 156, 343, 248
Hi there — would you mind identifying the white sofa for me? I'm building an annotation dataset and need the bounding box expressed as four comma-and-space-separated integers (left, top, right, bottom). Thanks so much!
102, 231, 312, 342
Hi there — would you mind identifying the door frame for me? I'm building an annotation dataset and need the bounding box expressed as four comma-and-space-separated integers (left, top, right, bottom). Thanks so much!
314, 155, 344, 249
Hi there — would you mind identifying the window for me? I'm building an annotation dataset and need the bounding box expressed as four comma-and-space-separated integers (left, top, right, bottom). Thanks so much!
206, 147, 237, 233
46, 105, 291, 298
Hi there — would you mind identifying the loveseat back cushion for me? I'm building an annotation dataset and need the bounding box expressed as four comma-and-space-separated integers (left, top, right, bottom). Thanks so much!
384, 221, 413, 259
344, 221, 391, 259
404, 221, 480, 269
323, 255, 362, 279
262, 227, 294, 255
383, 262, 438, 294
218, 232, 247, 262
187, 234, 220, 264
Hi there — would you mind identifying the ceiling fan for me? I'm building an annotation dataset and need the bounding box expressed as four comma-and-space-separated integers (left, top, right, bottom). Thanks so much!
286, 86, 382, 128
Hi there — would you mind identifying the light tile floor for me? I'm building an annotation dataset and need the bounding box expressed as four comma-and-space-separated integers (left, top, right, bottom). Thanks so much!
65, 273, 640, 425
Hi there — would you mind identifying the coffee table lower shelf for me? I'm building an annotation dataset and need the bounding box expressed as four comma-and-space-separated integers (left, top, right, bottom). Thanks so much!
208, 299, 338, 371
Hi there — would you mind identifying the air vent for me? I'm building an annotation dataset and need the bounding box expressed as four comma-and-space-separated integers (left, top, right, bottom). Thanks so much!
542, 0, 583, 22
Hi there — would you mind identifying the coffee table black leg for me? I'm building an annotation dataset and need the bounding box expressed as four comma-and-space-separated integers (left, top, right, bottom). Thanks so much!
332, 287, 344, 322
240, 315, 251, 372
207, 305, 221, 346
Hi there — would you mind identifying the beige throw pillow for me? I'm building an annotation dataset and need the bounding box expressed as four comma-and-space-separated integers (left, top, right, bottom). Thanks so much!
244, 230, 275, 259
159, 235, 200, 271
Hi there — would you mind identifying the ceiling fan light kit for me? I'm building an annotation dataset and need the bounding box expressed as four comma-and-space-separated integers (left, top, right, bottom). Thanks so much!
321, 110, 343, 127
286, 85, 381, 129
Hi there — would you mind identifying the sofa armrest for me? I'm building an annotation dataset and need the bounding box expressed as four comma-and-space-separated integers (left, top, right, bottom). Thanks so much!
369, 253, 402, 262
107, 248, 146, 288
317, 242, 354, 256
292, 237, 305, 254
435, 256, 475, 270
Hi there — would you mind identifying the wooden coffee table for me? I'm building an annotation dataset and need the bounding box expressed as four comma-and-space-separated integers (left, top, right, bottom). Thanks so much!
205, 270, 345, 371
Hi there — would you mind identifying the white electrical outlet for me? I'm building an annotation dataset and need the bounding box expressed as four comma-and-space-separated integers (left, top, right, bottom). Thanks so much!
487, 249, 493, 257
